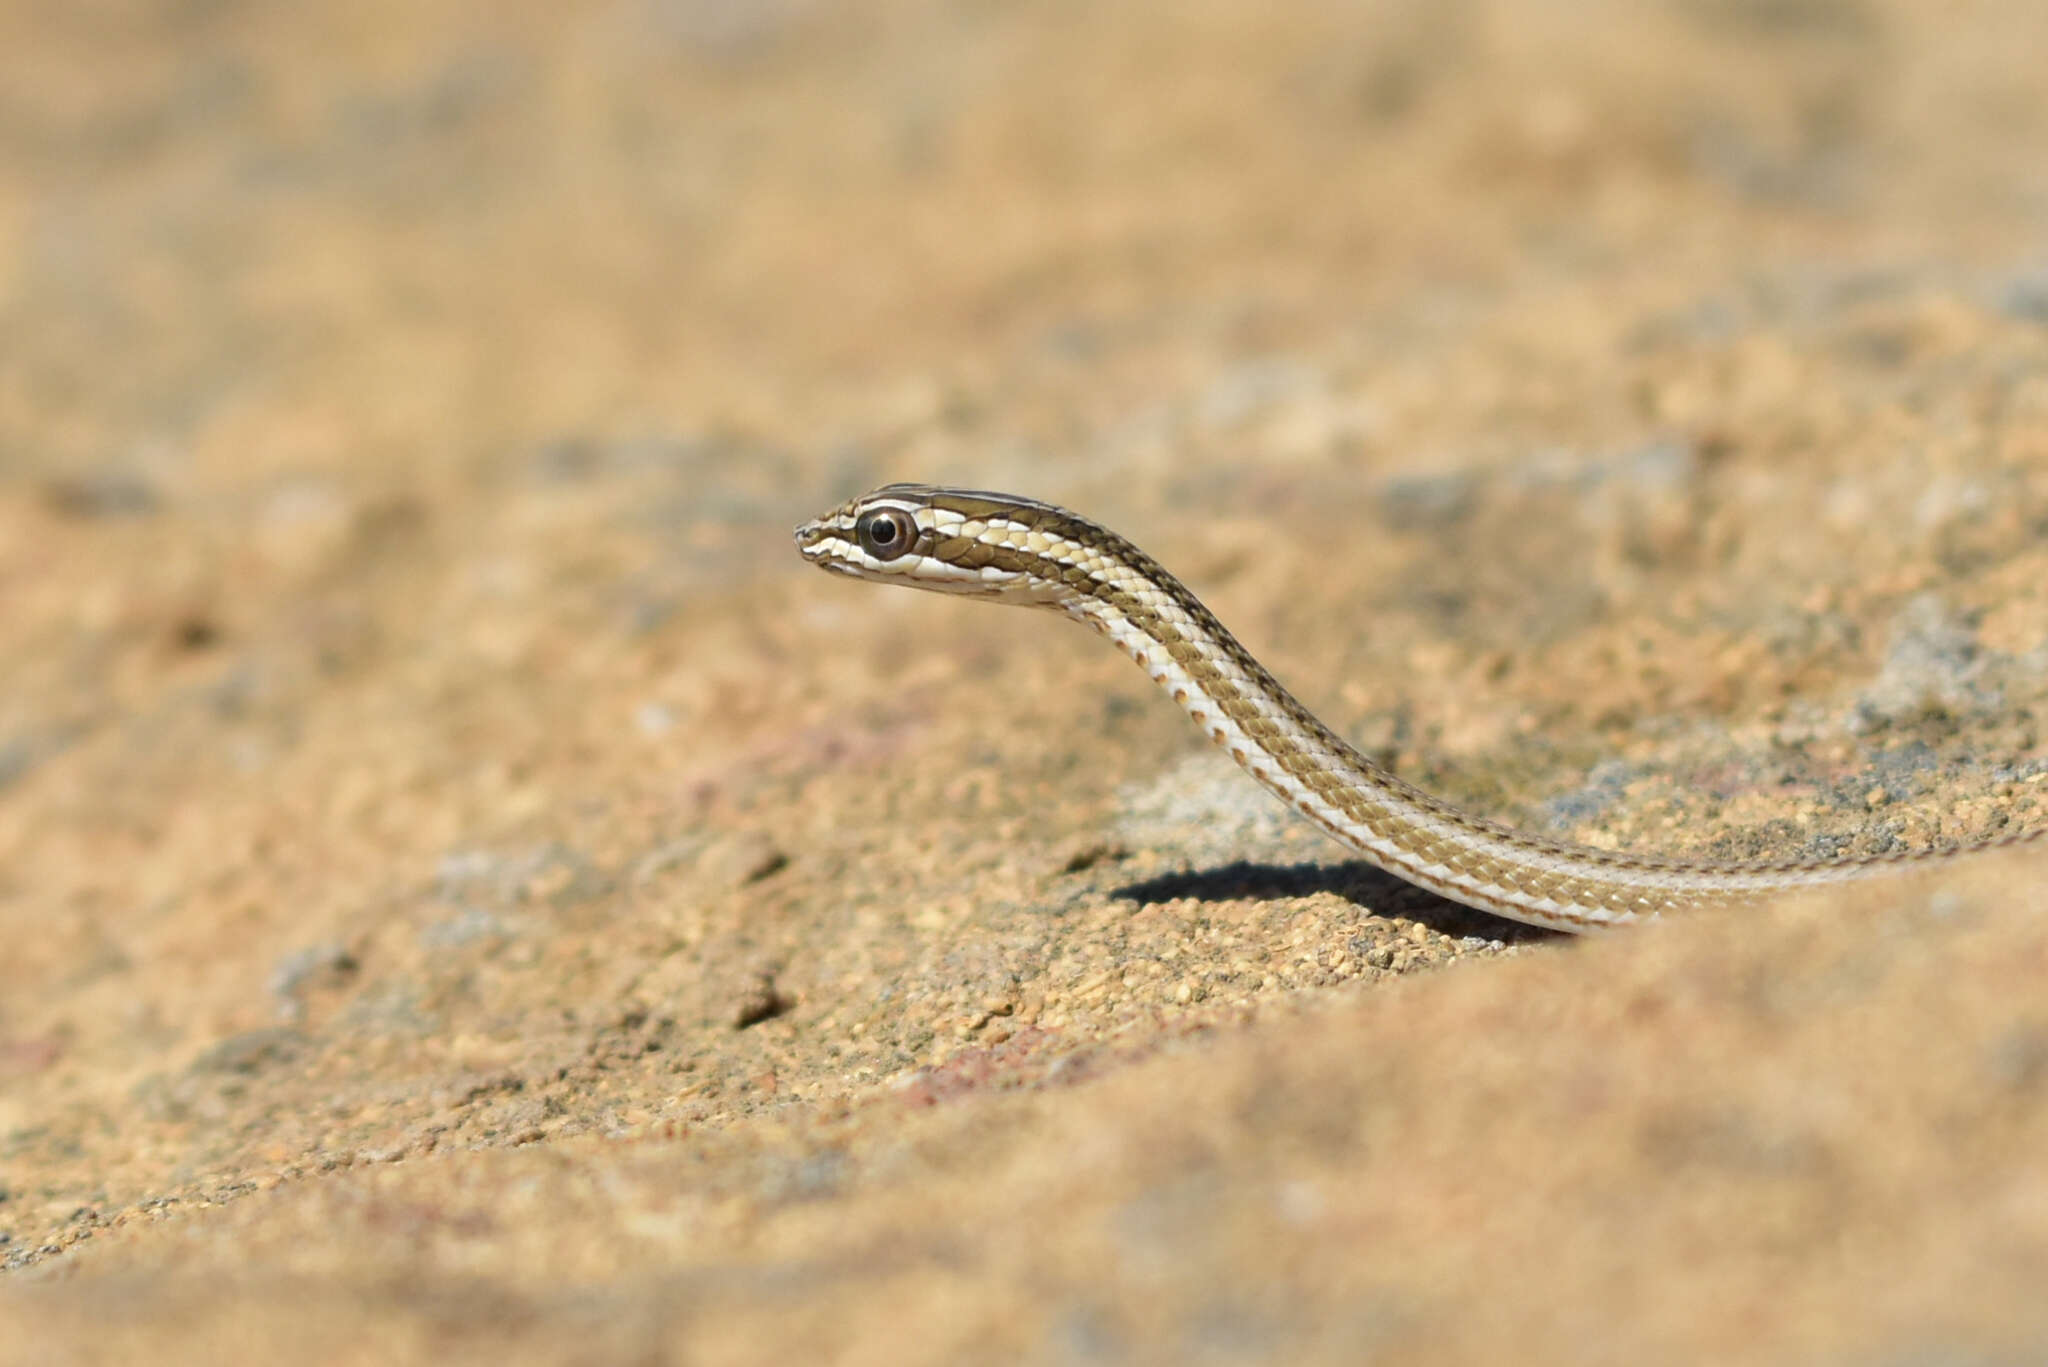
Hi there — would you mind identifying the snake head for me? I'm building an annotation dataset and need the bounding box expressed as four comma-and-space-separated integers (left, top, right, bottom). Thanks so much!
794, 484, 1085, 604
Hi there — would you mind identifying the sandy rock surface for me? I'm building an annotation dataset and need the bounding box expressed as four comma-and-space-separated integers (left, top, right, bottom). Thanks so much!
4, 1, 2048, 1361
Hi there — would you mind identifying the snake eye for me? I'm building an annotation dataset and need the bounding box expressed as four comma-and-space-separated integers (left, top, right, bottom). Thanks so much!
856, 508, 917, 561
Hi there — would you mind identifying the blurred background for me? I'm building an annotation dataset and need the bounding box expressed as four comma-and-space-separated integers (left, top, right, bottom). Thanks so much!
10, 1, 2046, 482
5, 1, 2048, 1360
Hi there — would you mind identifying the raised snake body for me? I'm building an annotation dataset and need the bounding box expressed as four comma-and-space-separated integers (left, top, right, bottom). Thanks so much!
795, 483, 2044, 931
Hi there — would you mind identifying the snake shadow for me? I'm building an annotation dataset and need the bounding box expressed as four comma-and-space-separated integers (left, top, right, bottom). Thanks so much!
1111, 859, 1563, 945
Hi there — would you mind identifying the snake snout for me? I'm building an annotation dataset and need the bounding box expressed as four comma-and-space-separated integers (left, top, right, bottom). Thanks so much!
792, 518, 829, 557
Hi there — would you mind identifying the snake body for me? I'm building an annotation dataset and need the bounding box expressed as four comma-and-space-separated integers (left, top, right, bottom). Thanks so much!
795, 483, 2044, 931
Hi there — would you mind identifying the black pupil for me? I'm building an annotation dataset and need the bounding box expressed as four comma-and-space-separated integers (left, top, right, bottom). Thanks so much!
866, 516, 898, 545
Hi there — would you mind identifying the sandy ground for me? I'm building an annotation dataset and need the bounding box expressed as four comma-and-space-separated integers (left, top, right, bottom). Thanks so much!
4, 1, 2048, 1361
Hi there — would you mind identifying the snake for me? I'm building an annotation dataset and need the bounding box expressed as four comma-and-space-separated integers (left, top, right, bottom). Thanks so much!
794, 483, 2045, 931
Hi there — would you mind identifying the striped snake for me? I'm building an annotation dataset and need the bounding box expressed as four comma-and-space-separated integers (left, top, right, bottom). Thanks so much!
794, 484, 2044, 932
